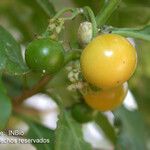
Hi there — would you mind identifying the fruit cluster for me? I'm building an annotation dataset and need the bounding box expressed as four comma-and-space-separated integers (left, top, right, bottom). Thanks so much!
25, 31, 137, 112
80, 34, 137, 111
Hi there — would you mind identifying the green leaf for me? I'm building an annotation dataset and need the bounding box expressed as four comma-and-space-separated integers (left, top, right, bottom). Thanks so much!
55, 111, 92, 150
35, 0, 56, 16
0, 0, 55, 43
2, 75, 24, 97
0, 26, 29, 75
95, 112, 117, 144
0, 6, 34, 42
26, 121, 55, 150
111, 25, 150, 41
114, 107, 146, 150
0, 79, 12, 130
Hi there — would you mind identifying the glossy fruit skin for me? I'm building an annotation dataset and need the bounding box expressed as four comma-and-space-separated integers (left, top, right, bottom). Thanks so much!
25, 38, 64, 74
80, 34, 137, 89
71, 103, 95, 123
83, 82, 128, 111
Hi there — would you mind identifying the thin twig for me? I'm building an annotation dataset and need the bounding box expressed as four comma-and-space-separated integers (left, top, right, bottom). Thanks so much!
12, 75, 51, 105
96, 0, 121, 28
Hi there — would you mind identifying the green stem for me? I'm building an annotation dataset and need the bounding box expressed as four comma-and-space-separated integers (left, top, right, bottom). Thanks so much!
53, 8, 74, 20
84, 6, 98, 37
13, 75, 51, 105
64, 50, 81, 65
42, 8, 82, 38
111, 28, 150, 41
64, 9, 82, 20
96, 0, 121, 28
53, 7, 81, 20
94, 112, 117, 144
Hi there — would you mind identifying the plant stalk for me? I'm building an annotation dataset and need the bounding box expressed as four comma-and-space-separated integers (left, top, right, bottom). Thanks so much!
96, 0, 121, 28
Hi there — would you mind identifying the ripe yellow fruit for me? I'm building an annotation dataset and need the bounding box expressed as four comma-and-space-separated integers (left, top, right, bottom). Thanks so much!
83, 82, 128, 111
80, 34, 137, 89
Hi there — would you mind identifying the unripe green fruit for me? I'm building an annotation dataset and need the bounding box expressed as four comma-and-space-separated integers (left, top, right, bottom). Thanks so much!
71, 103, 95, 123
25, 38, 64, 74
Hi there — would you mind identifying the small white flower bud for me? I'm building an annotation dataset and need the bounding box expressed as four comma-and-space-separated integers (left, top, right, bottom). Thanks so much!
56, 26, 62, 34
78, 21, 93, 46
